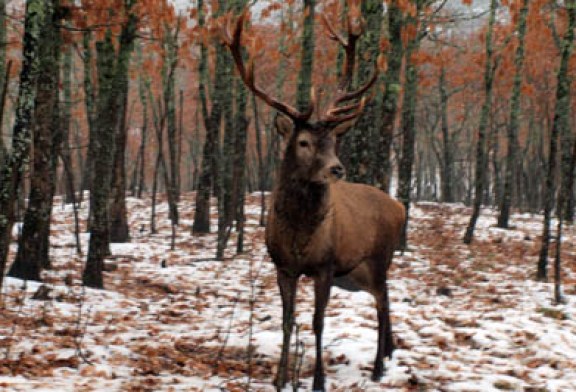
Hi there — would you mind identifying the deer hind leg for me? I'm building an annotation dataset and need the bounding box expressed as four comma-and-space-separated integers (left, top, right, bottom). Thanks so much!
372, 271, 394, 381
312, 267, 333, 392
274, 269, 298, 391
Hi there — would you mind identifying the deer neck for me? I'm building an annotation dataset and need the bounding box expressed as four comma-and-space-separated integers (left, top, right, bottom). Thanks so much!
274, 176, 330, 233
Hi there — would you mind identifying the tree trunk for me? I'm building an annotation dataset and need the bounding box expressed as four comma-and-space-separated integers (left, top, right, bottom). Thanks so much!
150, 144, 161, 234
193, 0, 219, 234
0, 0, 7, 164
61, 35, 75, 205
252, 94, 266, 226
497, 0, 529, 228
214, 0, 249, 259
59, 40, 81, 256
136, 63, 149, 198
83, 32, 116, 289
538, 0, 576, 280
166, 26, 180, 203
108, 59, 131, 243
344, 0, 383, 185
215, 34, 235, 261
296, 0, 315, 111
9, 0, 62, 281
83, 7, 138, 289
0, 0, 46, 291
397, 1, 423, 250
81, 29, 97, 199
108, 6, 140, 244
566, 137, 576, 222
177, 89, 184, 193
376, 0, 403, 192
463, 0, 498, 244
261, 7, 291, 194
491, 122, 502, 207
439, 66, 455, 203
232, 66, 249, 254
162, 22, 180, 227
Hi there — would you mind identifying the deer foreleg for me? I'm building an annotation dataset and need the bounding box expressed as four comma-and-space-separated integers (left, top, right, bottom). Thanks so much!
373, 275, 394, 381
275, 269, 298, 391
312, 268, 333, 392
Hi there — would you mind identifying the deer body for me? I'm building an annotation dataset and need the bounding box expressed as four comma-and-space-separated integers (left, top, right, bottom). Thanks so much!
221, 6, 405, 390
267, 181, 404, 282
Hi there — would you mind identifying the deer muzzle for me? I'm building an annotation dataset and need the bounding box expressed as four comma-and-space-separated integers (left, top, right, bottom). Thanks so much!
329, 164, 346, 181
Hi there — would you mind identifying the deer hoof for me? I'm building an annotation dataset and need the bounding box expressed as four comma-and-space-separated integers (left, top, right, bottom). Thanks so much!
273, 379, 284, 391
371, 366, 384, 382
312, 378, 325, 391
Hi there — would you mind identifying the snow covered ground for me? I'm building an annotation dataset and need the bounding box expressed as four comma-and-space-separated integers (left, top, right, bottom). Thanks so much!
1, 193, 575, 391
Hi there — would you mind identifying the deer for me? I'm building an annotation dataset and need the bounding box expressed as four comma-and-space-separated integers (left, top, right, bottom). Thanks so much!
221, 5, 406, 391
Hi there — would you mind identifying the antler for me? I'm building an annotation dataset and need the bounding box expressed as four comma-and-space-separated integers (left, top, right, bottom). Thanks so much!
321, 0, 378, 124
221, 11, 314, 123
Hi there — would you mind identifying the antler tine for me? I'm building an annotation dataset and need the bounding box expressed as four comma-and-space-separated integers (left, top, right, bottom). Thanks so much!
321, 14, 347, 47
322, 66, 378, 124
324, 96, 368, 124
325, 101, 362, 117
321, 2, 377, 124
220, 13, 232, 46
333, 68, 378, 105
221, 10, 314, 122
339, 1, 365, 91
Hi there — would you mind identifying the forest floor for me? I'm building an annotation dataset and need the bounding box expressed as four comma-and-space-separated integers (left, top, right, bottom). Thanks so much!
0, 193, 575, 391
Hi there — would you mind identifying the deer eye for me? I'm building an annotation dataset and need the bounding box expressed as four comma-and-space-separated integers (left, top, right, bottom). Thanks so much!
298, 140, 310, 148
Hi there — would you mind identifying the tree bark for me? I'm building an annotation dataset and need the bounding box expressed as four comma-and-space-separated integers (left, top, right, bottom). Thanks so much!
0, 0, 7, 163
81, 29, 97, 199
215, 23, 235, 260
61, 37, 76, 205
497, 0, 529, 228
214, 0, 249, 259
252, 94, 266, 226
344, 0, 383, 185
439, 66, 455, 203
83, 5, 138, 288
296, 0, 315, 112
397, 0, 424, 249
161, 22, 180, 229
232, 64, 249, 254
137, 89, 148, 199
193, 0, 219, 234
463, 0, 498, 244
9, 0, 62, 281
108, 61, 131, 243
537, 0, 576, 280
566, 137, 576, 222
376, 0, 403, 192
163, 22, 181, 206
0, 0, 46, 291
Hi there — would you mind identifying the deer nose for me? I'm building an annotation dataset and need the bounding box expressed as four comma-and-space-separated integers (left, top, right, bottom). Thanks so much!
330, 165, 345, 179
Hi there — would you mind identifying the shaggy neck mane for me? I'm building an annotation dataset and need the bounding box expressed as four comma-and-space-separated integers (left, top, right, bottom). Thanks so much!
274, 174, 330, 233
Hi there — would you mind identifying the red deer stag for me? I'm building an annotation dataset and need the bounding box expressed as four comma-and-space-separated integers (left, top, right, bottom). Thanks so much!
222, 6, 405, 391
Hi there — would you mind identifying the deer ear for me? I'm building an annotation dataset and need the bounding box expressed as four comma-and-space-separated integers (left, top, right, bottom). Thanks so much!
332, 119, 357, 137
274, 113, 294, 140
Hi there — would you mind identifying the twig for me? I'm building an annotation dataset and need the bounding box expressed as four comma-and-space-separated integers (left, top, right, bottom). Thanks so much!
4, 282, 28, 360
214, 290, 241, 372
291, 324, 305, 392
245, 255, 265, 391
73, 287, 93, 365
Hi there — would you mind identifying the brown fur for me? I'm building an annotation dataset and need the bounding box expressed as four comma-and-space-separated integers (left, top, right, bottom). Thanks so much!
267, 181, 405, 282
266, 118, 406, 391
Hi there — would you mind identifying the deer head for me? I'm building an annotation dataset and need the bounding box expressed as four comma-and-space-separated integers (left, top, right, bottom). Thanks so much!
221, 5, 378, 185
273, 114, 356, 184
